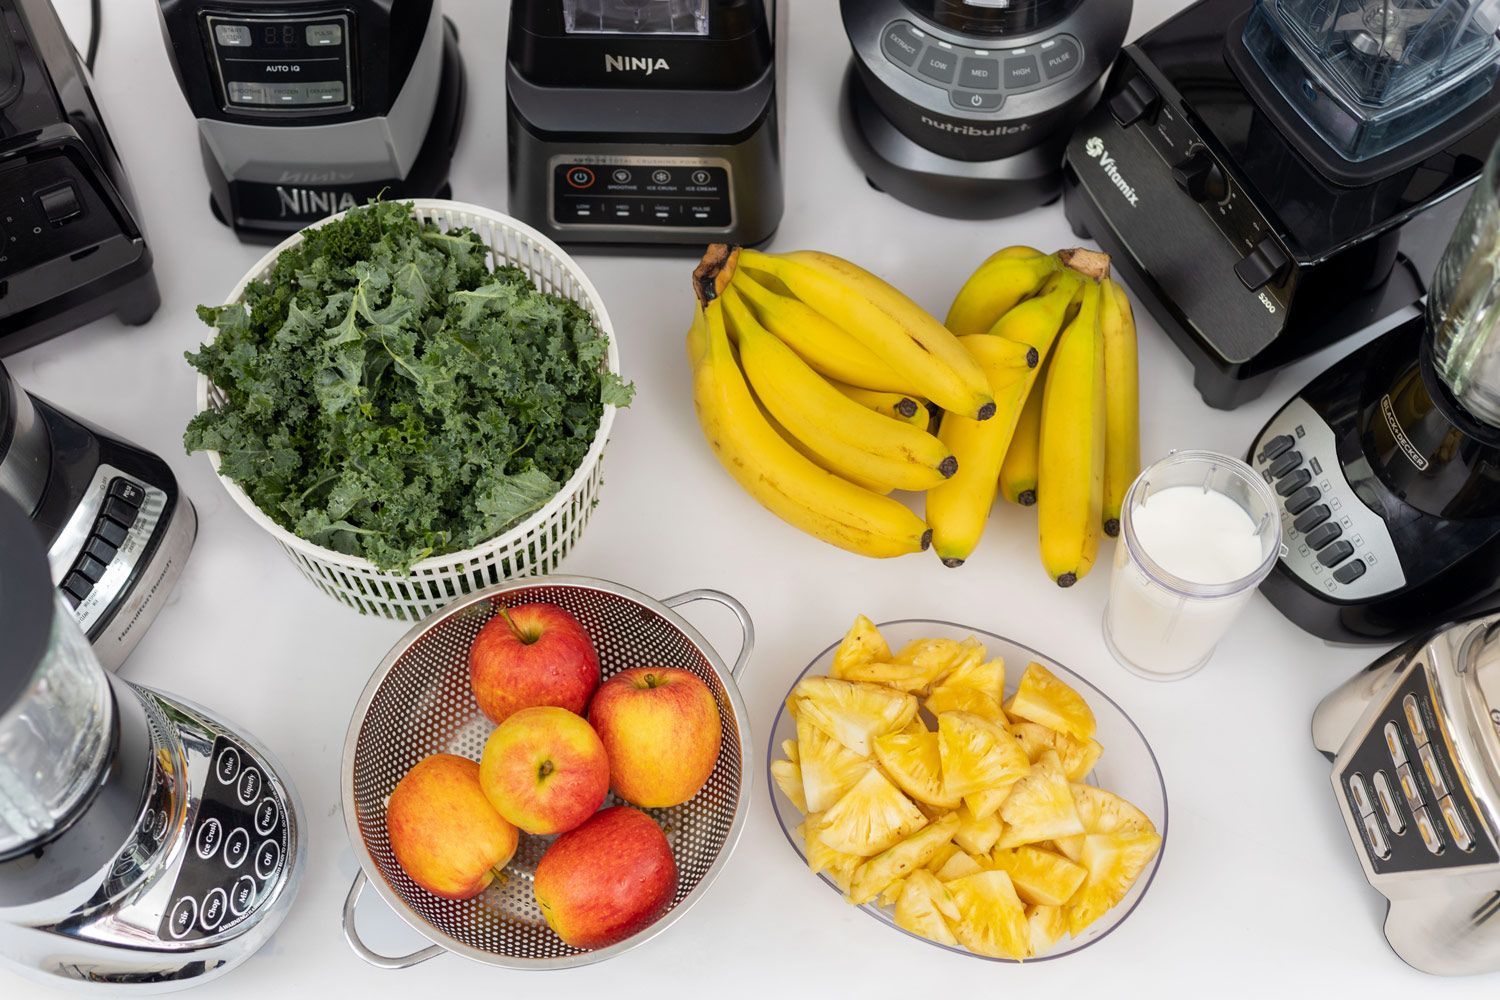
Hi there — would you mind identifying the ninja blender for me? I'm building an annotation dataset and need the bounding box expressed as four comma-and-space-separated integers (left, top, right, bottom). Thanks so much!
0, 494, 305, 990
1249, 133, 1500, 645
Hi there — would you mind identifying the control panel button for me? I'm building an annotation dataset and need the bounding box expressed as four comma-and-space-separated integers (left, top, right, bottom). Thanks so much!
266, 83, 309, 105
224, 827, 251, 869
1384, 722, 1407, 766
255, 839, 282, 879
1293, 504, 1331, 533
1414, 806, 1444, 854
237, 768, 263, 806
38, 184, 82, 225
1334, 559, 1367, 584
304, 82, 346, 104
1003, 54, 1040, 90
1170, 149, 1227, 203
1276, 469, 1311, 496
1235, 236, 1291, 291
1304, 521, 1342, 551
108, 478, 145, 508
227, 81, 269, 106
1362, 812, 1390, 860
959, 56, 1000, 90
168, 896, 198, 940
881, 21, 925, 67
96, 518, 128, 547
1039, 36, 1080, 80
306, 23, 343, 46
1397, 763, 1423, 808
690, 170, 712, 185
1348, 773, 1373, 816
1284, 486, 1320, 515
1418, 744, 1447, 798
103, 496, 139, 529
62, 572, 94, 602
1372, 771, 1405, 833
1439, 795, 1473, 851
918, 47, 959, 84
952, 90, 1004, 111
254, 797, 279, 836
200, 887, 228, 931
1108, 75, 1159, 128
1317, 540, 1354, 567
214, 23, 252, 47
195, 818, 224, 860
1258, 435, 1294, 463
77, 554, 108, 583
1403, 694, 1428, 744
1267, 451, 1302, 478
230, 875, 257, 916
216, 747, 241, 785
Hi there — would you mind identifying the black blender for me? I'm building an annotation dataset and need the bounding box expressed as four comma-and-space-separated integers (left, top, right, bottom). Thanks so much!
1249, 134, 1500, 645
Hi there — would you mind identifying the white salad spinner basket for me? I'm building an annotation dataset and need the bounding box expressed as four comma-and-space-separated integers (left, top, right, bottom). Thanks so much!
195, 200, 620, 621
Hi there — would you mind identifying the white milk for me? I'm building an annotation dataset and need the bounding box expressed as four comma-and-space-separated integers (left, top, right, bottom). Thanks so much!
1105, 484, 1269, 680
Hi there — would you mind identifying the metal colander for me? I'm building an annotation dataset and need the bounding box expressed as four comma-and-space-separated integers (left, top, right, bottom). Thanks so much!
340, 577, 754, 971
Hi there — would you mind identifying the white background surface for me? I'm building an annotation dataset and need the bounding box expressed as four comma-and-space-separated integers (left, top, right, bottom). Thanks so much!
8, 0, 1477, 996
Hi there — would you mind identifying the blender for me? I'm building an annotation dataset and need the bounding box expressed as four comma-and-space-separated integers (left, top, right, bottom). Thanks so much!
1248, 133, 1500, 645
0, 494, 305, 990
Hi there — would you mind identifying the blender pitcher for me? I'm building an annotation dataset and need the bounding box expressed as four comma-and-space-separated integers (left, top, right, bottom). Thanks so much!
1430, 134, 1500, 427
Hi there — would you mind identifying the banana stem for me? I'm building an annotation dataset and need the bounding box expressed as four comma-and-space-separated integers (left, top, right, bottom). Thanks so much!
694, 244, 741, 305
1058, 248, 1111, 281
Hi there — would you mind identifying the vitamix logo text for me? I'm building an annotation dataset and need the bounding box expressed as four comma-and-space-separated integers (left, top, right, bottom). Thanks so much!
605, 54, 669, 75
1083, 137, 1140, 207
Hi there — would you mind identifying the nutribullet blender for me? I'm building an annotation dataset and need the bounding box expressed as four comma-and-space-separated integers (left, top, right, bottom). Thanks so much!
1248, 133, 1500, 644
0, 494, 305, 990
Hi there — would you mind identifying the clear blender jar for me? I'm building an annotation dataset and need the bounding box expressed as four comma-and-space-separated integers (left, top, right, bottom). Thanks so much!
561, 0, 709, 34
1243, 0, 1500, 162
1430, 134, 1500, 426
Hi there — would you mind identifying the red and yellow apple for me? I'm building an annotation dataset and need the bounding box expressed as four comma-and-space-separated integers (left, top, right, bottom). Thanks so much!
386, 754, 518, 900
469, 603, 600, 725
588, 666, 722, 808
533, 806, 677, 949
479, 706, 609, 835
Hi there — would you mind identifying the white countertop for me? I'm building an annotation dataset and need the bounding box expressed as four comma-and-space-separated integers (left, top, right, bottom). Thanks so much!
9, 0, 1477, 996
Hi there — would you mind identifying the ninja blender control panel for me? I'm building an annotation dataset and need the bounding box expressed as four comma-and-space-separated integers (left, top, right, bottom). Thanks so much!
551, 157, 733, 230
1251, 398, 1405, 602
160, 736, 290, 943
1339, 667, 1494, 874
204, 12, 354, 114
879, 20, 1081, 113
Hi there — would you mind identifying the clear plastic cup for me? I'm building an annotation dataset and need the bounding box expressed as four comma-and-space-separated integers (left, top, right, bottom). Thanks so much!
1103, 451, 1282, 681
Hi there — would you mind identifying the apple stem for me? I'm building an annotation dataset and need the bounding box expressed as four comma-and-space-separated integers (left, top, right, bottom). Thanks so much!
497, 606, 535, 644
538, 760, 555, 780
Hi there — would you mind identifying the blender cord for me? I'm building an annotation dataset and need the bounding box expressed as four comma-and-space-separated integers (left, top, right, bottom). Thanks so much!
84, 0, 101, 72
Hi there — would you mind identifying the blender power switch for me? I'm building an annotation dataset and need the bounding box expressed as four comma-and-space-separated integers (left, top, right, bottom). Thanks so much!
1108, 75, 1158, 128
1235, 237, 1290, 291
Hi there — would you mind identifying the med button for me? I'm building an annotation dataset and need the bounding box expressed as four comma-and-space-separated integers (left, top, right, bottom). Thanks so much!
959, 56, 1000, 90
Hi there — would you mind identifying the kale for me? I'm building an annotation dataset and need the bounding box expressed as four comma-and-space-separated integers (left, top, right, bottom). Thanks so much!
185, 201, 633, 573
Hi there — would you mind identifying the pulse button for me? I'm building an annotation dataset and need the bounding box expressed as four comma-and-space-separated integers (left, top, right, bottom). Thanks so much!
1108, 75, 1159, 128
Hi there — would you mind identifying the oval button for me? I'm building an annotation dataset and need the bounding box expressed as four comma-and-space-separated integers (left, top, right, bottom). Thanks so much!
230, 875, 257, 916
195, 818, 224, 860
200, 888, 228, 931
215, 748, 240, 785
254, 797, 279, 836
237, 768, 262, 806
255, 839, 282, 879
224, 827, 251, 869
168, 896, 198, 939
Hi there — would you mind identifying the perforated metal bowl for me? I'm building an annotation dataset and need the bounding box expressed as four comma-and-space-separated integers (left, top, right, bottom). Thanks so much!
340, 577, 754, 970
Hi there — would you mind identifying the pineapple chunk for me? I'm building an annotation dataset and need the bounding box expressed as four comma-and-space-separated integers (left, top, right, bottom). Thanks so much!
894, 870, 960, 946
998, 752, 1085, 848
772, 752, 807, 813
800, 815, 863, 894
963, 787, 1011, 821
878, 878, 908, 908
926, 841, 961, 874
796, 716, 872, 814
874, 729, 961, 809
815, 768, 928, 856
1006, 662, 1096, 741
933, 649, 1002, 698
1026, 904, 1068, 956
946, 870, 1031, 960
926, 685, 1007, 723
1010, 722, 1103, 782
934, 850, 987, 882
794, 677, 918, 757
937, 712, 1030, 801
836, 659, 950, 693
892, 637, 970, 674
1054, 783, 1155, 861
1066, 829, 1162, 935
952, 804, 1004, 856
991, 845, 1087, 906
830, 615, 891, 679
848, 813, 962, 904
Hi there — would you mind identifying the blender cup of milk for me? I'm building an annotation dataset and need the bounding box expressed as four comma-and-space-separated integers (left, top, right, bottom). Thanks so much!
1104, 450, 1282, 680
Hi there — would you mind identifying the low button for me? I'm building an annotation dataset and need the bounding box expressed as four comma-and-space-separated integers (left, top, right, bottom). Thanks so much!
1268, 451, 1302, 478
195, 818, 224, 860
255, 839, 282, 879
108, 478, 145, 508
881, 21, 925, 67
216, 747, 241, 785
224, 827, 251, 869
1284, 486, 1321, 516
1317, 540, 1354, 567
952, 90, 1004, 111
1039, 36, 1081, 80
917, 48, 959, 84
1348, 773, 1374, 816
1276, 469, 1312, 496
168, 897, 198, 940
1418, 744, 1447, 798
1305, 521, 1342, 551
200, 888, 228, 932
1003, 53, 1041, 90
959, 56, 1000, 90
230, 875, 257, 916
1403, 694, 1428, 745
237, 768, 262, 806
254, 797, 279, 836
1439, 796, 1474, 851
103, 497, 139, 529
1293, 504, 1331, 533
1362, 812, 1391, 860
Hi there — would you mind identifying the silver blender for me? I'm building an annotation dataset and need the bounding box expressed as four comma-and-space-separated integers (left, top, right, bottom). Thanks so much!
0, 493, 304, 991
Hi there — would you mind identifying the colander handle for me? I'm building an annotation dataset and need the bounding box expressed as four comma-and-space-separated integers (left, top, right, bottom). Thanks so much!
343, 871, 445, 969
663, 589, 754, 679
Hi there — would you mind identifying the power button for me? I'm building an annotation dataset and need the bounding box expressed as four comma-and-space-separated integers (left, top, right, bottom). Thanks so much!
566, 167, 595, 189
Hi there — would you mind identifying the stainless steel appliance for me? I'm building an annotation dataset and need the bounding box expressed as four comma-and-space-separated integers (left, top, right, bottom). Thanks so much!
1248, 134, 1500, 645
1, 361, 197, 669
842, 0, 1130, 219
506, 0, 785, 250
155, 0, 466, 243
1062, 0, 1500, 408
0, 493, 305, 991
1314, 613, 1500, 975
0, 0, 159, 354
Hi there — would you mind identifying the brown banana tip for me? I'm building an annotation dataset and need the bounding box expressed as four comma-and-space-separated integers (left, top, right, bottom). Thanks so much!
941, 557, 965, 568
1025, 347, 1039, 368
920, 529, 933, 551
1104, 518, 1121, 537
692, 244, 741, 305
975, 401, 997, 422
1058, 248, 1112, 282
1055, 572, 1078, 588
895, 398, 919, 418
938, 456, 959, 479
1018, 490, 1036, 506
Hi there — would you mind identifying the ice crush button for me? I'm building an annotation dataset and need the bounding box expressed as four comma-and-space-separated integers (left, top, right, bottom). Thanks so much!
1403, 694, 1428, 745
1362, 812, 1390, 860
1414, 806, 1444, 854
881, 21, 924, 67
195, 818, 224, 860
1384, 722, 1407, 766
1348, 773, 1374, 817
1439, 796, 1473, 851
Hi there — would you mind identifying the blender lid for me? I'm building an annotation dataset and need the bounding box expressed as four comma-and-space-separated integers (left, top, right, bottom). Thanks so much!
900, 0, 1080, 35
0, 492, 54, 717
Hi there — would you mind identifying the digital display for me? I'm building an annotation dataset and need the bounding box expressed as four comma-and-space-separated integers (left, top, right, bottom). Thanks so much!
259, 24, 299, 48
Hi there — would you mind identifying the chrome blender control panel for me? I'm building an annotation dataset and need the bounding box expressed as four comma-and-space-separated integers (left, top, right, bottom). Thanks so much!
158, 737, 291, 943
879, 20, 1081, 112
1339, 668, 1495, 873
203, 12, 354, 113
1251, 398, 1405, 601
551, 156, 734, 230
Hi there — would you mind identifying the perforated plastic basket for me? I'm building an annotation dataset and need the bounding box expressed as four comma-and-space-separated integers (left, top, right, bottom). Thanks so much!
194, 200, 620, 621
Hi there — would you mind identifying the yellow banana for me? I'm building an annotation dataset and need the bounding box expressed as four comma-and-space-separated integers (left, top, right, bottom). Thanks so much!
986, 270, 1084, 347
1101, 279, 1140, 537
832, 381, 928, 430
732, 271, 913, 394
999, 371, 1045, 506
739, 248, 996, 421
926, 337, 1041, 566
1038, 282, 1106, 587
724, 287, 957, 492
688, 298, 931, 558
946, 246, 1059, 338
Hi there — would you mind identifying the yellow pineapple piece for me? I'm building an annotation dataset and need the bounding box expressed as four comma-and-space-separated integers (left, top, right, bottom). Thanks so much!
874, 729, 961, 809
1027, 904, 1068, 956
1054, 784, 1155, 861
937, 711, 1030, 801
772, 747, 807, 813
837, 659, 950, 693
933, 649, 1002, 697
830, 615, 891, 679
997, 752, 1084, 848
990, 845, 1087, 906
947, 870, 1031, 960
964, 787, 1011, 821
1006, 662, 1096, 741
953, 804, 1004, 856
1066, 829, 1162, 935
878, 878, 907, 908
848, 813, 961, 904
800, 815, 863, 894
1010, 721, 1103, 782
794, 677, 918, 757
934, 850, 987, 882
926, 685, 1007, 723
926, 841, 961, 874
815, 768, 928, 856
894, 870, 960, 947
892, 637, 970, 674
796, 715, 872, 814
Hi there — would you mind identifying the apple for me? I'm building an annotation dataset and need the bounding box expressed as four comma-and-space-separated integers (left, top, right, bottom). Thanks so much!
533, 806, 677, 949
479, 706, 610, 835
469, 603, 600, 725
588, 666, 722, 808
386, 754, 518, 901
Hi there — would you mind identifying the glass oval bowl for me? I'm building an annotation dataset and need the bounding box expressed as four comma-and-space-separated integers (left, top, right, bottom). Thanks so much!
766, 618, 1168, 963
